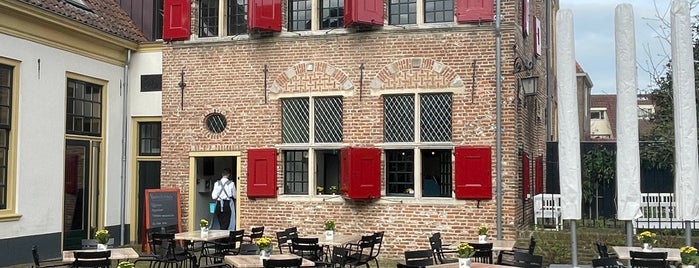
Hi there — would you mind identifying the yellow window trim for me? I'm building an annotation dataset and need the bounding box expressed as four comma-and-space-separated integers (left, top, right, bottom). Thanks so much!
0, 57, 20, 219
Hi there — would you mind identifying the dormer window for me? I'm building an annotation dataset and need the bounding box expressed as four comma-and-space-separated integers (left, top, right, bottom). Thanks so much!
65, 0, 92, 11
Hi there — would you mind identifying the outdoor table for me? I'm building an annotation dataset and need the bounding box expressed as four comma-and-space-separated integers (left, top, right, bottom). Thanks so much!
611, 246, 681, 262
224, 254, 316, 268
429, 262, 515, 268
174, 229, 230, 242
306, 233, 362, 247
62, 247, 140, 262
449, 240, 517, 251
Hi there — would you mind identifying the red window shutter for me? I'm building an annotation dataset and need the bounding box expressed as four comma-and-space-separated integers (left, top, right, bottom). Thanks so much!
454, 146, 492, 199
248, 0, 282, 32
163, 0, 191, 41
344, 0, 384, 28
535, 156, 543, 195
521, 152, 530, 199
247, 148, 277, 198
456, 0, 494, 23
340, 147, 381, 199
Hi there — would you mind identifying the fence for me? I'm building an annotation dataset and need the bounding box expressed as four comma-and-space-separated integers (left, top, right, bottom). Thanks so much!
532, 193, 699, 230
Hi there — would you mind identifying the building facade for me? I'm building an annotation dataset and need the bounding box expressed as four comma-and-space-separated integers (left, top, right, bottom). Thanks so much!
160, 0, 555, 257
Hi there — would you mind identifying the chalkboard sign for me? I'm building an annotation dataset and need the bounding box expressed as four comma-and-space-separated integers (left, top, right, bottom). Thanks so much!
144, 188, 182, 231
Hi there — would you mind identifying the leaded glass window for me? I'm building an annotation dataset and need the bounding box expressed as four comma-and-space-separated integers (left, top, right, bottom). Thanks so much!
424, 0, 453, 23
227, 0, 247, 35
66, 79, 101, 136
289, 0, 312, 31
384, 95, 414, 142
199, 0, 219, 37
420, 93, 452, 142
388, 0, 416, 25
320, 0, 344, 29
314, 97, 342, 143
282, 98, 310, 143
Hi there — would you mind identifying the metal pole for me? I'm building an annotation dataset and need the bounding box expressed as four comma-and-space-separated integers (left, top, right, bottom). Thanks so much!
495, 0, 503, 240
571, 221, 578, 268
545, 0, 552, 141
120, 49, 131, 246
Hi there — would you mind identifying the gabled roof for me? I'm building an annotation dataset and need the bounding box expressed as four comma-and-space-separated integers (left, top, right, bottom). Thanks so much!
16, 0, 147, 43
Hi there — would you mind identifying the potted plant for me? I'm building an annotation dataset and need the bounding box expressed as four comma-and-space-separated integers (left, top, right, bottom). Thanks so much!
477, 225, 488, 243
116, 261, 135, 268
256, 237, 273, 259
681, 246, 698, 268
200, 218, 210, 235
636, 231, 657, 251
324, 219, 336, 241
329, 185, 338, 195
317, 186, 324, 194
95, 230, 109, 250
457, 242, 474, 268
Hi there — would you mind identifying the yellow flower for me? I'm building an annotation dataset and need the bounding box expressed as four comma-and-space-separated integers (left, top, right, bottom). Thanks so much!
200, 218, 209, 228
477, 225, 489, 235
116, 261, 134, 268
680, 246, 698, 265
457, 242, 474, 258
256, 236, 272, 250
636, 231, 657, 244
95, 230, 110, 244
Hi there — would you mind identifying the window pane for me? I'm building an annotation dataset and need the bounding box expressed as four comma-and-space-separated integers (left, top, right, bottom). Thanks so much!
320, 0, 344, 29
314, 97, 342, 143
66, 79, 102, 136
289, 0, 312, 31
0, 64, 10, 210
420, 93, 452, 142
315, 149, 341, 194
421, 149, 452, 197
227, 0, 248, 35
388, 0, 416, 25
199, 0, 220, 37
424, 0, 453, 23
386, 149, 414, 196
139, 122, 162, 156
284, 150, 308, 194
384, 95, 414, 142
282, 98, 309, 143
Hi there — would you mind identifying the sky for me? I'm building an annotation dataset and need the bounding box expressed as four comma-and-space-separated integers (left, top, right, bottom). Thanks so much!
559, 0, 696, 95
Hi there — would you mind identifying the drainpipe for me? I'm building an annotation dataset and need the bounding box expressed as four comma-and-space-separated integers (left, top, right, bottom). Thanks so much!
120, 49, 131, 246
545, 0, 552, 141
495, 0, 503, 240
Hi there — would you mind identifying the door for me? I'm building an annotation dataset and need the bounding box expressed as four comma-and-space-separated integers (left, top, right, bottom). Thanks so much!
137, 161, 161, 243
63, 139, 100, 250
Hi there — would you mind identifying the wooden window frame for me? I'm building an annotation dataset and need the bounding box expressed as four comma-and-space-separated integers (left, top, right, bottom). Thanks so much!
0, 58, 18, 220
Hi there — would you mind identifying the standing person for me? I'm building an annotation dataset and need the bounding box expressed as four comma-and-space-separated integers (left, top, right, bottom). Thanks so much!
211, 168, 236, 230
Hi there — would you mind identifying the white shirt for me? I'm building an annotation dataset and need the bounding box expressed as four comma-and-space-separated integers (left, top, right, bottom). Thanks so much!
211, 177, 237, 201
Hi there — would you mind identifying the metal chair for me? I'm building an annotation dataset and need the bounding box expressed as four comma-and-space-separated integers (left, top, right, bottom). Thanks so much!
344, 235, 376, 268
428, 233, 457, 264
471, 243, 493, 264
595, 241, 617, 258
369, 231, 384, 268
32, 245, 69, 268
629, 251, 669, 268
291, 237, 326, 266
245, 226, 265, 244
403, 249, 435, 267
276, 231, 291, 254
329, 246, 349, 268
512, 251, 543, 268
81, 238, 115, 249
200, 229, 245, 264
262, 258, 303, 268
238, 244, 260, 255
71, 251, 111, 268
592, 257, 624, 268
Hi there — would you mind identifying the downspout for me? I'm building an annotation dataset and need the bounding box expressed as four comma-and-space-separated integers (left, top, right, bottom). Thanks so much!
545, 0, 552, 141
495, 0, 503, 240
120, 49, 131, 246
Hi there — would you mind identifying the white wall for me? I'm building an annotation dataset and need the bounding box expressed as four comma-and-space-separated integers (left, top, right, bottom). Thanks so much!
0, 33, 127, 237
129, 51, 162, 117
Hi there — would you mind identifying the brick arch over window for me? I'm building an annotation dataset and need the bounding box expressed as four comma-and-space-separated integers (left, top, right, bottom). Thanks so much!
369, 58, 464, 92
269, 62, 354, 96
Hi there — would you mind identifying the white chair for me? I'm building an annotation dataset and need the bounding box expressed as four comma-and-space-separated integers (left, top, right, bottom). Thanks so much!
533, 194, 561, 230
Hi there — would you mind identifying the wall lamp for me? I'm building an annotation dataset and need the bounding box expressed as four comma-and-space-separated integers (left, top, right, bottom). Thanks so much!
519, 76, 538, 96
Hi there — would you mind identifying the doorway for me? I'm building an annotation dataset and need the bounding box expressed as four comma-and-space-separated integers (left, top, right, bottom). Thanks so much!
192, 155, 238, 230
136, 161, 161, 243
63, 139, 101, 250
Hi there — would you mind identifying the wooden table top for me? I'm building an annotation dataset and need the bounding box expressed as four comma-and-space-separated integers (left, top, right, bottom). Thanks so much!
306, 233, 362, 246
449, 240, 517, 251
224, 254, 316, 268
429, 262, 516, 268
612, 246, 681, 262
62, 247, 140, 262
174, 229, 230, 241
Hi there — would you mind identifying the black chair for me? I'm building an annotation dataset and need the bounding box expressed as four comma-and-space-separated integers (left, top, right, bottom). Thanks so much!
262, 258, 303, 268
396, 264, 425, 268
510, 251, 543, 268
32, 245, 69, 268
148, 237, 195, 268
404, 249, 435, 266
471, 243, 493, 264
201, 229, 245, 264
592, 257, 624, 268
345, 235, 376, 268
81, 238, 115, 249
629, 251, 668, 268
276, 231, 291, 254
71, 251, 111, 268
595, 241, 617, 258
291, 237, 326, 265
329, 246, 349, 268
245, 226, 265, 244
238, 243, 260, 255
369, 231, 384, 268
428, 233, 457, 264
513, 236, 536, 255
496, 250, 517, 266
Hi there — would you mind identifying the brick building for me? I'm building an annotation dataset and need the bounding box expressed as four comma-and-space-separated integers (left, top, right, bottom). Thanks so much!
160, 0, 555, 257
